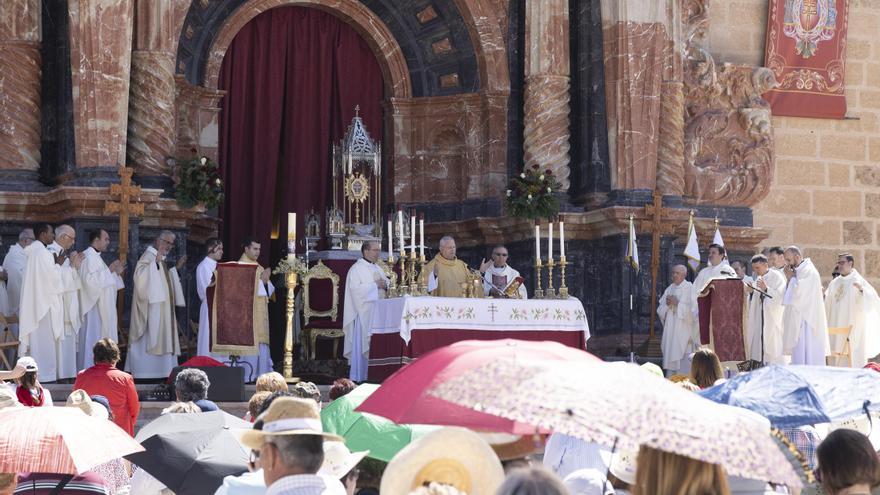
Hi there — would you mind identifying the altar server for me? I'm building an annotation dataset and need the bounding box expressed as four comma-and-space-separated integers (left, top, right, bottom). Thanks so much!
824, 253, 880, 367
2, 229, 35, 345
343, 240, 388, 381
658, 265, 698, 374
782, 246, 830, 365
482, 245, 527, 299
45, 225, 81, 380
78, 229, 125, 369
195, 238, 223, 359
745, 254, 786, 364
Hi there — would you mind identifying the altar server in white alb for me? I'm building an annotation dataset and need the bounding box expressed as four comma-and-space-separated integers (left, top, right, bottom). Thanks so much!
45, 224, 82, 380
126, 231, 186, 379
482, 245, 527, 299
232, 237, 275, 380
745, 254, 787, 365
196, 238, 223, 359
782, 246, 830, 365
18, 224, 66, 382
658, 265, 699, 374
343, 240, 389, 381
1, 228, 33, 364
824, 253, 880, 367
77, 229, 125, 369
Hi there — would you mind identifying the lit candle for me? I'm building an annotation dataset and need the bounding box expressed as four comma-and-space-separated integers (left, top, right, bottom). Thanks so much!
287, 212, 296, 255
398, 210, 404, 256
410, 211, 416, 257
559, 218, 565, 259
419, 214, 425, 258
548, 221, 553, 262
387, 217, 394, 262
535, 221, 541, 263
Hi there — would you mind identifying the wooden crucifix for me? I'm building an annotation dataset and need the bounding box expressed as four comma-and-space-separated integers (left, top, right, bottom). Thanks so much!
103, 166, 145, 265
642, 191, 677, 341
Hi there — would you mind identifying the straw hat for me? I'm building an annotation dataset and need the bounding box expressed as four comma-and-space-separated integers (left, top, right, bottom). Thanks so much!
0, 384, 21, 411
380, 427, 504, 495
319, 441, 369, 479
475, 432, 542, 461
66, 389, 109, 420
609, 450, 637, 485
238, 397, 342, 449
16, 356, 37, 372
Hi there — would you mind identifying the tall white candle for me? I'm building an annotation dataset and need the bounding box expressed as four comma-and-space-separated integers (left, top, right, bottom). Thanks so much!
287, 212, 296, 255
548, 222, 553, 262
410, 212, 416, 256
398, 210, 404, 256
535, 222, 541, 263
419, 217, 425, 258
387, 219, 393, 261
560, 220, 565, 259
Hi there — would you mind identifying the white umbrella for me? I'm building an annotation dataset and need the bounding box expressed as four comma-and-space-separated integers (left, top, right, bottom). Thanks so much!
428, 359, 804, 488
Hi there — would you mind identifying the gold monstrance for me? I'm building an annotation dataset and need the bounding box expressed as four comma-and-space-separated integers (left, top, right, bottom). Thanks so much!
330, 106, 382, 251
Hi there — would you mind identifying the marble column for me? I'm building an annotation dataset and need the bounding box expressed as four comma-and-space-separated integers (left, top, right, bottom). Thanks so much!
68, 0, 134, 169
127, 0, 187, 176
0, 0, 41, 175
523, 0, 571, 190
600, 0, 668, 191
656, 1, 685, 196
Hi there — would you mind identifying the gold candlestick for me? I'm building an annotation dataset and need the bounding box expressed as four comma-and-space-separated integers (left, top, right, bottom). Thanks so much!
534, 259, 544, 299
398, 252, 409, 295
545, 258, 556, 299
408, 253, 418, 295
418, 255, 428, 295
558, 256, 569, 299
283, 270, 300, 383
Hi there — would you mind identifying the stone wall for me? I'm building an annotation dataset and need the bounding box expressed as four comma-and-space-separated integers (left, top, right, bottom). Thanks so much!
708, 0, 880, 283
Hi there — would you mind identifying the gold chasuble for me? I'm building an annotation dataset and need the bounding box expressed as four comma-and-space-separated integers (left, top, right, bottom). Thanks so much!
423, 254, 470, 297
209, 255, 271, 355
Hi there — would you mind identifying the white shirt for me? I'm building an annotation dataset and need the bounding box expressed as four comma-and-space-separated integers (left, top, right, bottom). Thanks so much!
266, 474, 346, 495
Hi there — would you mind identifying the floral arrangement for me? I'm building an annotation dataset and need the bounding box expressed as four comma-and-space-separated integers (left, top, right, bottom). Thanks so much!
504, 164, 561, 219
272, 255, 309, 278
174, 154, 224, 209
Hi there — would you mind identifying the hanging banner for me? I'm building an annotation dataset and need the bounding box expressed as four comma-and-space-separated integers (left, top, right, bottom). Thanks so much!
762, 0, 849, 119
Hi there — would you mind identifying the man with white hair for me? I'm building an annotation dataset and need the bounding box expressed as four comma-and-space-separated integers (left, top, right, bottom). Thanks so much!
45, 224, 82, 380
126, 231, 186, 378
658, 265, 699, 374
423, 236, 479, 298
2, 229, 35, 356
782, 246, 830, 365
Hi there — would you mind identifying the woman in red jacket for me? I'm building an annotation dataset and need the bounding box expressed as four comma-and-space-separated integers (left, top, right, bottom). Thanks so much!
15, 357, 52, 407
73, 338, 140, 435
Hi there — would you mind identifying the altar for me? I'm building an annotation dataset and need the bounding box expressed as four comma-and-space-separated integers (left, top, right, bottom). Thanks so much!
367, 296, 590, 381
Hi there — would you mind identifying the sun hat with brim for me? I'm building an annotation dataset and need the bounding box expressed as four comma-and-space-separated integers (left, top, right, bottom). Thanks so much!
16, 356, 37, 372
609, 450, 637, 485
238, 397, 342, 449
380, 427, 504, 495
66, 389, 109, 420
319, 441, 369, 479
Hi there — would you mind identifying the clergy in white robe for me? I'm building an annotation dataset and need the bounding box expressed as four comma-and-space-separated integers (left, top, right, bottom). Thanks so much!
482, 246, 527, 299
227, 238, 274, 381
1, 229, 33, 364
125, 231, 186, 379
691, 243, 736, 318
658, 265, 698, 374
343, 241, 388, 381
732, 260, 753, 286
782, 247, 830, 365
77, 230, 125, 370
45, 225, 82, 380
196, 239, 223, 359
18, 224, 65, 382
745, 254, 787, 364
824, 254, 880, 367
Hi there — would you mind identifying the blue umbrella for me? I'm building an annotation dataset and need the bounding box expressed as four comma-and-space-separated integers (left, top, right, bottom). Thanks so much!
699, 365, 880, 428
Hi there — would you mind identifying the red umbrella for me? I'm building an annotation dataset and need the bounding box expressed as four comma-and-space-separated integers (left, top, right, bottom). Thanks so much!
356, 339, 600, 434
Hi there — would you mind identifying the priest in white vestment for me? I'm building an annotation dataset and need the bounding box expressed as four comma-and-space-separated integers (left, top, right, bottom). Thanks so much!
658, 265, 699, 374
824, 253, 880, 367
196, 238, 223, 359
343, 241, 388, 381
745, 254, 787, 364
77, 229, 125, 369
18, 224, 66, 382
691, 243, 736, 318
45, 225, 82, 380
732, 260, 753, 285
782, 246, 830, 365
2, 229, 35, 319
482, 245, 527, 299
126, 231, 186, 379
229, 238, 274, 381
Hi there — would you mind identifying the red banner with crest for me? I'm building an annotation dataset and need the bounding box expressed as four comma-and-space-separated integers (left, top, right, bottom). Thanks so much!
763, 0, 849, 119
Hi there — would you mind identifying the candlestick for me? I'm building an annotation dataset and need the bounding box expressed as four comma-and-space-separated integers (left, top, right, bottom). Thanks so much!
534, 259, 544, 299
397, 210, 404, 256
418, 254, 427, 295
546, 257, 556, 299
535, 221, 541, 265
410, 211, 416, 257
283, 269, 300, 383
419, 215, 425, 259
548, 222, 554, 262
558, 255, 569, 299
387, 218, 394, 264
559, 219, 565, 259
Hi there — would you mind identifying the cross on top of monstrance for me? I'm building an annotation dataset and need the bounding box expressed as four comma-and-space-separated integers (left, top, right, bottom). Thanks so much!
640, 191, 678, 356
103, 166, 145, 264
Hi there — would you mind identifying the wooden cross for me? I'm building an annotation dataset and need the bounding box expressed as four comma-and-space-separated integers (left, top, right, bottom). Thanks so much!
103, 166, 145, 264
642, 190, 677, 339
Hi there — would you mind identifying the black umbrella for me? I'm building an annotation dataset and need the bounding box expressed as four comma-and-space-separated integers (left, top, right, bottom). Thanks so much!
127, 411, 251, 495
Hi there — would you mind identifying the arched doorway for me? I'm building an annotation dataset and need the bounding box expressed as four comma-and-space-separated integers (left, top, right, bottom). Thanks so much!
217, 5, 385, 265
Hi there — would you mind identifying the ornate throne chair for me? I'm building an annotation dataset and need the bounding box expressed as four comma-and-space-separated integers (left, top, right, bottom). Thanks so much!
302, 260, 343, 359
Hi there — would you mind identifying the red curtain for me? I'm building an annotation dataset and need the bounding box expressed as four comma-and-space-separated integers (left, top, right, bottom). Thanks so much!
218, 6, 384, 265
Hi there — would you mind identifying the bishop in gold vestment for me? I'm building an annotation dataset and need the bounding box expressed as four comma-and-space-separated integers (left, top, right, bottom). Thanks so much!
423, 236, 471, 297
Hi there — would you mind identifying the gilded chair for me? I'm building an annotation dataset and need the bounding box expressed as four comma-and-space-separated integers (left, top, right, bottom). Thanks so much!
302, 260, 343, 359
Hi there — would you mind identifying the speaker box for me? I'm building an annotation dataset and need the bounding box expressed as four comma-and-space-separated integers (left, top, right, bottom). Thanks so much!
169, 366, 246, 402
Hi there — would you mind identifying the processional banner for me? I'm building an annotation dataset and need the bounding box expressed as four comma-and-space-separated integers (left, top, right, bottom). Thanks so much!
763, 0, 849, 119
207, 262, 260, 355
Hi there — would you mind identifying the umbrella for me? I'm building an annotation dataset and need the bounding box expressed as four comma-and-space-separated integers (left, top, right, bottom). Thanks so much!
321, 383, 438, 462
429, 359, 805, 488
357, 339, 599, 433
699, 365, 880, 427
127, 411, 251, 495
0, 406, 144, 474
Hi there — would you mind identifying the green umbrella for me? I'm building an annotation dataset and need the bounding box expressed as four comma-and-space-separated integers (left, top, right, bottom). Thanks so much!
321, 383, 438, 462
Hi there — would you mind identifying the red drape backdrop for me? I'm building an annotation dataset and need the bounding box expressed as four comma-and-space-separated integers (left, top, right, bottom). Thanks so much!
218, 6, 384, 265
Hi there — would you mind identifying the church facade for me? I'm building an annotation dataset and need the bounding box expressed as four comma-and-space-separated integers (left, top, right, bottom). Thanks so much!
0, 0, 875, 355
